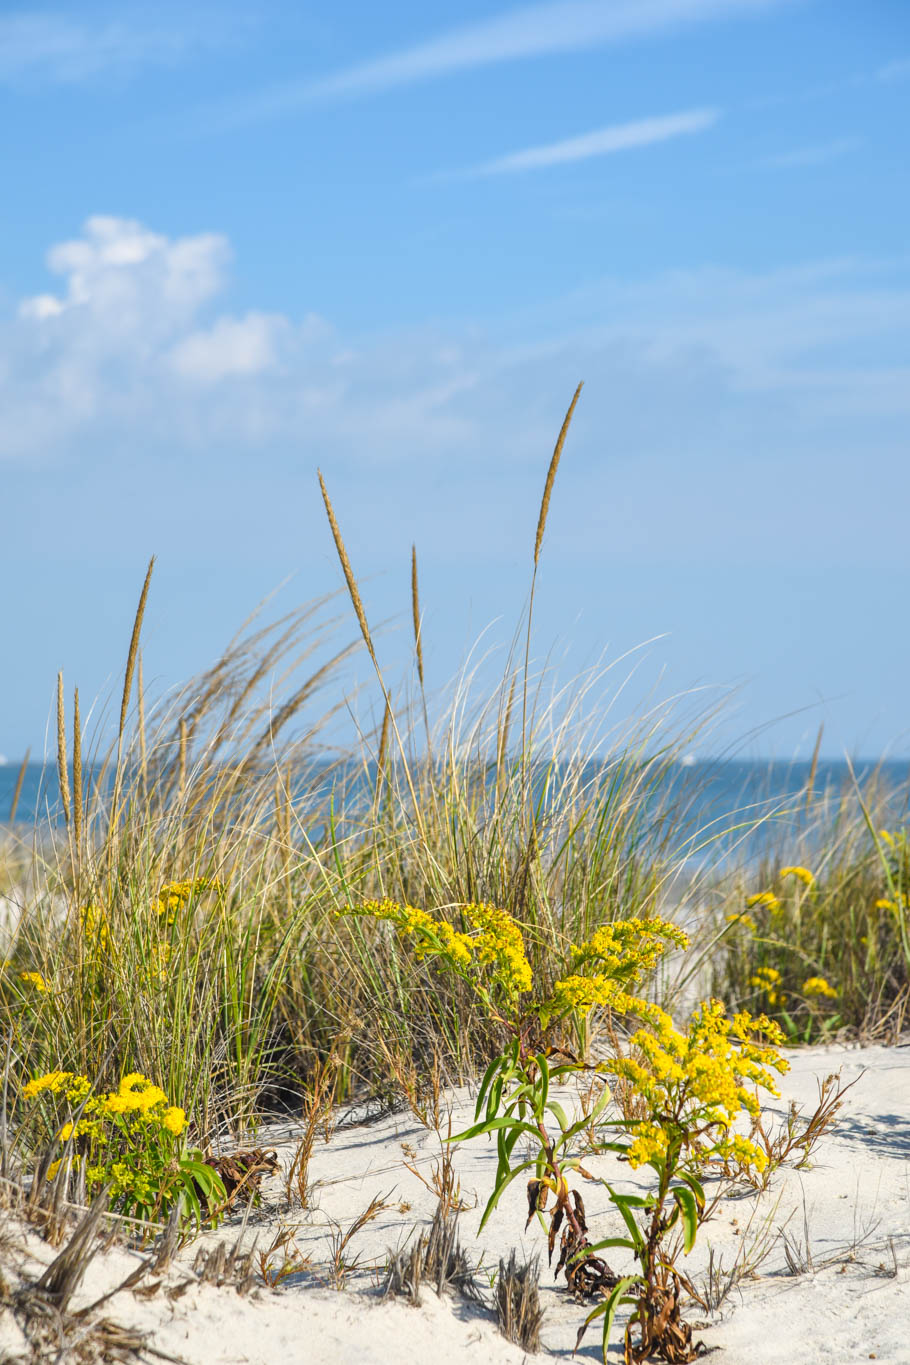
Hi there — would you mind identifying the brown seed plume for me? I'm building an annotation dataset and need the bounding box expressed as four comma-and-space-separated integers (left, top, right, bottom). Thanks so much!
533, 382, 583, 569
318, 472, 375, 662
72, 686, 83, 854
375, 697, 392, 802
411, 544, 424, 689
806, 722, 823, 816
119, 557, 155, 743
56, 672, 71, 827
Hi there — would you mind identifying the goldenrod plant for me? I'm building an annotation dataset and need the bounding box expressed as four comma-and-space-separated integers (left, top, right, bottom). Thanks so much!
339, 897, 787, 1363
22, 1069, 225, 1226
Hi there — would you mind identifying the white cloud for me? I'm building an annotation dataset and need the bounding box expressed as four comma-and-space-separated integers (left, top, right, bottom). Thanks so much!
202, 0, 785, 126
18, 215, 229, 337
454, 107, 719, 177
759, 136, 861, 169
2, 215, 909, 476
18, 294, 64, 320
170, 313, 286, 384
0, 9, 239, 87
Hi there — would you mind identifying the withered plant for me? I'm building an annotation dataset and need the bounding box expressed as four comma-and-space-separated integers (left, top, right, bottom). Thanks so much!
496, 1249, 546, 1352
325, 1191, 389, 1291
258, 1223, 311, 1289
384, 1203, 479, 1306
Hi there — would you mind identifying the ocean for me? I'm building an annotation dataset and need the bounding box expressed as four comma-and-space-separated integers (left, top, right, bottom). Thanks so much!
1, 758, 907, 870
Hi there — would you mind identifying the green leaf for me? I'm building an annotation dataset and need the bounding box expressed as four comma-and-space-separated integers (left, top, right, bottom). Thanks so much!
602, 1185, 647, 1253
672, 1185, 699, 1253
546, 1099, 569, 1132
478, 1157, 537, 1232
534, 1052, 549, 1116
475, 1055, 503, 1120
574, 1276, 643, 1357
486, 1075, 504, 1124
557, 1082, 611, 1147
676, 1169, 706, 1209
577, 1236, 637, 1255
449, 1114, 542, 1144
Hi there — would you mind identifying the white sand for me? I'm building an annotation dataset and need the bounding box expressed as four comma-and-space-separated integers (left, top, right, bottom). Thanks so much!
2, 1041, 909, 1364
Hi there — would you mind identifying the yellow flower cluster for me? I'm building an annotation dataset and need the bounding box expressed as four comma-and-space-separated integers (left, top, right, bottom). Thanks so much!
745, 891, 782, 914
539, 917, 687, 1028
780, 866, 815, 886
23, 1070, 86, 1101
750, 965, 787, 1006
462, 902, 533, 996
345, 899, 532, 1001
802, 976, 837, 1000
572, 917, 689, 979
23, 1069, 187, 1136
78, 903, 109, 944
156, 878, 220, 923
625, 1121, 669, 1168
717, 1133, 769, 1172
104, 1073, 170, 1115
725, 911, 756, 933
19, 971, 47, 992
606, 999, 787, 1173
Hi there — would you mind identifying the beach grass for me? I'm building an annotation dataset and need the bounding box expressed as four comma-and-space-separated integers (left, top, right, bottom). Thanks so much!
1, 392, 907, 1202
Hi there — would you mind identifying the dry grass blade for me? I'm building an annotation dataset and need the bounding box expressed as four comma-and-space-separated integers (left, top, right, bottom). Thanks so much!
533, 380, 583, 568
411, 543, 424, 689
326, 1191, 389, 1289
318, 471, 375, 663
8, 747, 30, 823
806, 721, 824, 815
259, 1223, 310, 1288
286, 1057, 338, 1209
31, 1189, 110, 1311
56, 671, 71, 827
177, 717, 187, 804
498, 673, 516, 767
137, 649, 148, 792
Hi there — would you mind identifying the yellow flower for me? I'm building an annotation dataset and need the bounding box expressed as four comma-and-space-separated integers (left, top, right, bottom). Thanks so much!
343, 899, 532, 1001
23, 1070, 75, 1099
19, 971, 47, 992
875, 898, 896, 911
725, 912, 757, 933
745, 892, 782, 913
156, 878, 219, 922
626, 1121, 669, 1169
780, 866, 814, 887
750, 966, 781, 986
802, 976, 837, 1000
162, 1106, 186, 1136
463, 902, 533, 997
879, 829, 894, 846
78, 903, 109, 944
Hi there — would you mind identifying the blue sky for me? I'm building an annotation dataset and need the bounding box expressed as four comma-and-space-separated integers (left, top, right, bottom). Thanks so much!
1, 0, 909, 760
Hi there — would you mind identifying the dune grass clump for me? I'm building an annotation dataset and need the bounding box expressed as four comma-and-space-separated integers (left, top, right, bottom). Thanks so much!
714, 806, 910, 1039
0, 382, 905, 1253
